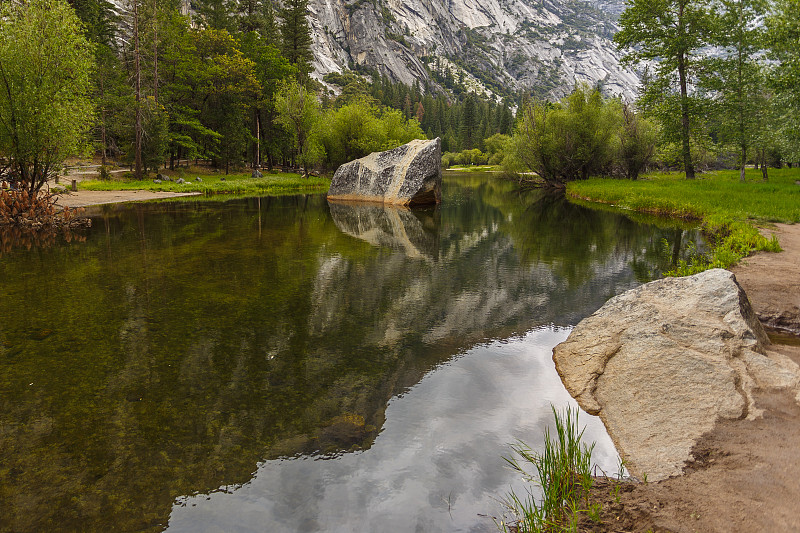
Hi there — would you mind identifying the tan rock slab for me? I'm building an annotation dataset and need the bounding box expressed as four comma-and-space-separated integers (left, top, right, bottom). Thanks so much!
553, 268, 800, 481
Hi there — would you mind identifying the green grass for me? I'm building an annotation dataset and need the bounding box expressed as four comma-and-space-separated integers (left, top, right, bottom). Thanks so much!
499, 406, 596, 533
79, 170, 330, 197
446, 165, 502, 172
568, 168, 798, 275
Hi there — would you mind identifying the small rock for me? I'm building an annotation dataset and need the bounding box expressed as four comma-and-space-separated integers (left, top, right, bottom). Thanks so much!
220, 177, 226, 181
157, 173, 167, 181
252, 170, 263, 178
176, 178, 185, 184
153, 179, 162, 184
195, 177, 202, 182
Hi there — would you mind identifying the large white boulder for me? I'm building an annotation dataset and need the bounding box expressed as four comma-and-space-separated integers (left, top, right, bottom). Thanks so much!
327, 138, 441, 207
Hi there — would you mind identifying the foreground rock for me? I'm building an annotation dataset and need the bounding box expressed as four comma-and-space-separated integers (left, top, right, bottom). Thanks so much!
327, 138, 441, 206
553, 268, 800, 481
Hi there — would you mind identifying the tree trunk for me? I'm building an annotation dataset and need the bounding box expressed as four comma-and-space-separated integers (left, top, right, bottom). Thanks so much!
133, 0, 143, 180
99, 75, 107, 168
740, 144, 746, 183
255, 112, 261, 169
677, 51, 695, 179
153, 0, 158, 105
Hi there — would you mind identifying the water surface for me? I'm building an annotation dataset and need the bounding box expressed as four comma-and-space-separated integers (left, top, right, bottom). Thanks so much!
0, 173, 698, 532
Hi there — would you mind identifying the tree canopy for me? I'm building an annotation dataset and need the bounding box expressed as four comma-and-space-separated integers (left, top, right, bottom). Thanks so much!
0, 0, 94, 194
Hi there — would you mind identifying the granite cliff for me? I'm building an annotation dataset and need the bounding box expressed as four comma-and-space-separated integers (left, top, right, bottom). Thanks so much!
308, 0, 638, 99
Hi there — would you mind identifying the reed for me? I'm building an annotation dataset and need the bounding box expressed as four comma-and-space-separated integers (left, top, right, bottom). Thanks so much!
499, 406, 595, 533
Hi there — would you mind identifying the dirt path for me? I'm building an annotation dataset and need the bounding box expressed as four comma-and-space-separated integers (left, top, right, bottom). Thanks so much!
55, 190, 201, 208
585, 224, 800, 533
733, 224, 800, 335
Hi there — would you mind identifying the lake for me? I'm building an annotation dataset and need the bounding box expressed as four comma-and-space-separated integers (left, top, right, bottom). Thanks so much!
0, 173, 699, 532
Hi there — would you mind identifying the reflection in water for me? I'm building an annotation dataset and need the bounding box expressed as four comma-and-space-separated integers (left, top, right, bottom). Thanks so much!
0, 174, 701, 532
168, 329, 619, 533
328, 201, 440, 260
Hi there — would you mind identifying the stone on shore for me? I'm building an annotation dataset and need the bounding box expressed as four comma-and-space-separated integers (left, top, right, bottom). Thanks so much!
327, 138, 441, 206
553, 268, 800, 481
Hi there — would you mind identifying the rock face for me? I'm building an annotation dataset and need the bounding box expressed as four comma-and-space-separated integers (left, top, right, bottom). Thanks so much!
327, 138, 441, 206
307, 0, 638, 100
553, 269, 800, 481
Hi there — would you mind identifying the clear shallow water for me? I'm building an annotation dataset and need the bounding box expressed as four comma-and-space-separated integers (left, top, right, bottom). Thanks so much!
0, 174, 699, 532
168, 329, 620, 533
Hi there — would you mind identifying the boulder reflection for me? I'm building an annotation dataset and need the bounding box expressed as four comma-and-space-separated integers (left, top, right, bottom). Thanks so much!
328, 200, 440, 260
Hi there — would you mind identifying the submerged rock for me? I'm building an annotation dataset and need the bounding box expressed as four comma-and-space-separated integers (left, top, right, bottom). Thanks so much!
327, 138, 441, 206
553, 269, 800, 481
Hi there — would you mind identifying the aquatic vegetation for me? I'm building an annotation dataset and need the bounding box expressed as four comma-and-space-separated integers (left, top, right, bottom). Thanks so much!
499, 406, 595, 533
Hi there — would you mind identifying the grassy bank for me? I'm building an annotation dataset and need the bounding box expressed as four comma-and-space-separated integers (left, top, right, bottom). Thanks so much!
568, 168, 800, 275
78, 169, 330, 196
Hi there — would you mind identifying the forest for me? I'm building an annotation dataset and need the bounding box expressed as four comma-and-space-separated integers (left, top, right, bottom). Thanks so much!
1, 0, 800, 194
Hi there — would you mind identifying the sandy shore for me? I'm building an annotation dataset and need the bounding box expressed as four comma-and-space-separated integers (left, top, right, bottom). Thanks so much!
583, 224, 800, 532
55, 189, 201, 208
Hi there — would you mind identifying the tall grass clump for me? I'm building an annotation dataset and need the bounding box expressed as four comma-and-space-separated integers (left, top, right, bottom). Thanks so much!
499, 406, 595, 533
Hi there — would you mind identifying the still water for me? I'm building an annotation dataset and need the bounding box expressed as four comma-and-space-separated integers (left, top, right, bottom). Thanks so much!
0, 173, 698, 532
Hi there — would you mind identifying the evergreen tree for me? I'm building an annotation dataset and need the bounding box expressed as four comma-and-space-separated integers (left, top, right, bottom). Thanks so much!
194, 0, 236, 31
238, 0, 279, 37
279, 0, 313, 78
460, 94, 477, 149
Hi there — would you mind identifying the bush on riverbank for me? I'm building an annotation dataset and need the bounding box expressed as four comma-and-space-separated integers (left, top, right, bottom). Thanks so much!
0, 189, 89, 254
568, 168, 798, 274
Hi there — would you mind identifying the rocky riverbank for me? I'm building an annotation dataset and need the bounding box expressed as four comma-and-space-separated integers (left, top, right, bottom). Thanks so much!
552, 224, 800, 532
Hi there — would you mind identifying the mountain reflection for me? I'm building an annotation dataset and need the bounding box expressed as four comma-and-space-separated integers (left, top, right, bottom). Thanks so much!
0, 174, 699, 532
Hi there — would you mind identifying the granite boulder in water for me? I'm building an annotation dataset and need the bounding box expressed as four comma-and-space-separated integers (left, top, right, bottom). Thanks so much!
327, 138, 441, 206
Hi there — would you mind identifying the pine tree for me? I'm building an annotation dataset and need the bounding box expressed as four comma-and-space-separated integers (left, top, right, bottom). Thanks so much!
279, 0, 313, 78
461, 94, 477, 149
194, 0, 236, 31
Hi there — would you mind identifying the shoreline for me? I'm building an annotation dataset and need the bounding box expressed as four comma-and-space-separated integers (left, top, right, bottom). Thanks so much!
55, 189, 202, 208
575, 223, 800, 532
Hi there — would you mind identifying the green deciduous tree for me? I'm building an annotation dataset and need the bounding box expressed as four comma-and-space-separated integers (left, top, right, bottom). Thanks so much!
705, 0, 769, 182
618, 103, 659, 180
615, 0, 714, 179
0, 0, 94, 194
275, 80, 321, 174
766, 0, 800, 166
316, 102, 424, 170
509, 87, 621, 186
